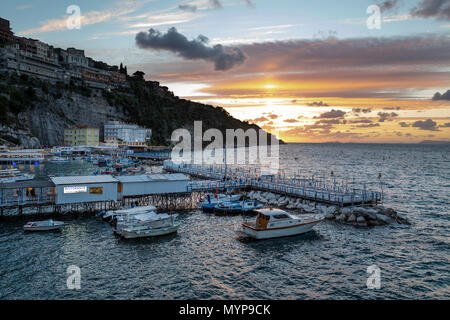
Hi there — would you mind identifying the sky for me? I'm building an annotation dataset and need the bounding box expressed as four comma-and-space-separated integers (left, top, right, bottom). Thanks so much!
1, 0, 450, 143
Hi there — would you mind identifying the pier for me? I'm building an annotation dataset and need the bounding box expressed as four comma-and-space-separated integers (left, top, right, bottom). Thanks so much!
0, 160, 382, 217
164, 161, 382, 207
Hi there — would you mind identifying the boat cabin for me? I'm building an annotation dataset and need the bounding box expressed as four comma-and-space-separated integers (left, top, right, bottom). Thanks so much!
255, 209, 294, 229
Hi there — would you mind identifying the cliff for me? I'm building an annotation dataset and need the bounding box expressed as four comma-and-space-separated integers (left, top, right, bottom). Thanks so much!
0, 72, 279, 147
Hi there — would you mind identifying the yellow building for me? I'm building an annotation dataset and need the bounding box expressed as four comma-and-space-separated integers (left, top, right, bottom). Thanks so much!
64, 126, 99, 146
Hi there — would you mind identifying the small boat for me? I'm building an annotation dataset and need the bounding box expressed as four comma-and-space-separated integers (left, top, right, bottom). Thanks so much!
23, 219, 65, 231
48, 156, 69, 163
0, 168, 35, 183
102, 205, 156, 223
242, 208, 323, 240
199, 193, 242, 212
214, 200, 263, 215
111, 208, 179, 239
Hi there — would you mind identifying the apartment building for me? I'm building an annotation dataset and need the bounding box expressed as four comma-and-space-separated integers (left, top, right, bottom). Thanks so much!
64, 126, 100, 147
104, 121, 152, 146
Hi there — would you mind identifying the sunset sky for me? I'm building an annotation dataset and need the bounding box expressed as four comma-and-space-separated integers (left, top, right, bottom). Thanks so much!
2, 0, 450, 142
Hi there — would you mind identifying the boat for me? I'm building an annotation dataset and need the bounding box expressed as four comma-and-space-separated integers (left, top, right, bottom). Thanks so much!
199, 193, 242, 212
242, 208, 324, 239
114, 211, 179, 239
214, 200, 264, 215
0, 168, 35, 183
47, 156, 69, 163
101, 205, 157, 223
23, 219, 65, 231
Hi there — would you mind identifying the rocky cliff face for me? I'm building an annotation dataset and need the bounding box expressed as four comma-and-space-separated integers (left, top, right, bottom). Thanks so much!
23, 91, 127, 146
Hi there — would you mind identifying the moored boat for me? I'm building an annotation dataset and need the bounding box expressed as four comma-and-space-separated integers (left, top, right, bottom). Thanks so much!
214, 200, 263, 215
0, 168, 35, 183
199, 193, 242, 212
242, 208, 323, 239
48, 156, 69, 163
23, 219, 65, 231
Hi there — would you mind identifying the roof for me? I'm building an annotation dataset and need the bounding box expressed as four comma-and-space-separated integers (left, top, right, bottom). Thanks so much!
115, 175, 152, 183
115, 173, 189, 183
256, 208, 291, 216
50, 175, 118, 185
148, 173, 189, 181
0, 180, 54, 189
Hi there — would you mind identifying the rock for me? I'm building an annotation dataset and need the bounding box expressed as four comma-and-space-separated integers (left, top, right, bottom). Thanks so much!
347, 214, 356, 222
383, 208, 397, 218
356, 216, 366, 223
325, 213, 335, 220
341, 207, 353, 215
336, 213, 347, 221
363, 210, 377, 220
376, 214, 394, 224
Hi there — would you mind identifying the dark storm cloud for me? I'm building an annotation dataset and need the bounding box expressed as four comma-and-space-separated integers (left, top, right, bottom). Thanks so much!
412, 119, 439, 131
432, 90, 450, 100
178, 4, 197, 12
135, 28, 246, 71
410, 0, 450, 21
315, 109, 346, 119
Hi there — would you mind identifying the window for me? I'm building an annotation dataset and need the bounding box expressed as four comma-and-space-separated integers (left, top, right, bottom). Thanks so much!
89, 187, 103, 194
64, 186, 87, 194
273, 214, 289, 219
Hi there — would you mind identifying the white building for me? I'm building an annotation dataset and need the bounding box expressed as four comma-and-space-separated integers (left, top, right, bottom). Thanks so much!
104, 121, 152, 145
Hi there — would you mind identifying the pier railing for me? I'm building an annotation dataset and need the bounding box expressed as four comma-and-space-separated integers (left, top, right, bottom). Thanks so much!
166, 161, 382, 206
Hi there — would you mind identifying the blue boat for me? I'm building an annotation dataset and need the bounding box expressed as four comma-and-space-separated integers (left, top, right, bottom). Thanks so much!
213, 200, 264, 215
200, 193, 242, 212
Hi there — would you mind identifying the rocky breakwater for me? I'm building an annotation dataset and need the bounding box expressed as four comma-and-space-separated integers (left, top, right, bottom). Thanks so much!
243, 190, 410, 227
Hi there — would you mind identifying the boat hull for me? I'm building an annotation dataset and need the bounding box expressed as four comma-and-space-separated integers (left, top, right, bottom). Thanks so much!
121, 224, 179, 239
23, 221, 65, 232
242, 220, 321, 239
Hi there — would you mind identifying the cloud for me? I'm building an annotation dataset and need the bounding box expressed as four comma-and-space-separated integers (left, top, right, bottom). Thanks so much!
284, 119, 298, 123
377, 0, 401, 12
439, 122, 450, 127
432, 90, 450, 100
16, 4, 33, 10
378, 112, 399, 122
135, 27, 246, 71
19, 0, 141, 35
399, 121, 410, 127
244, 0, 255, 8
307, 101, 329, 107
178, 4, 198, 12
410, 0, 450, 21
383, 106, 401, 110
352, 108, 372, 114
412, 119, 439, 131
315, 109, 346, 119
246, 116, 269, 123
349, 118, 373, 124
265, 113, 279, 120
209, 0, 223, 9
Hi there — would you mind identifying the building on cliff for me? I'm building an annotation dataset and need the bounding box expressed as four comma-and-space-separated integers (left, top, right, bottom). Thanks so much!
104, 121, 152, 146
64, 126, 100, 147
0, 17, 128, 89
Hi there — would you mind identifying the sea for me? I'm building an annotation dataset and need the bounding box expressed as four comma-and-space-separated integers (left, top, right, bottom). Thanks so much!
0, 143, 448, 299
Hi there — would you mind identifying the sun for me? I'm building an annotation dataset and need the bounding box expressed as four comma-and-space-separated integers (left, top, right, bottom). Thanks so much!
263, 83, 278, 90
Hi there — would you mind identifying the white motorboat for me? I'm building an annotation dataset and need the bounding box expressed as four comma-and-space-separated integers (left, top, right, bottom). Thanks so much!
101, 205, 156, 222
23, 219, 65, 231
47, 156, 69, 163
0, 168, 35, 183
115, 211, 179, 239
242, 208, 323, 239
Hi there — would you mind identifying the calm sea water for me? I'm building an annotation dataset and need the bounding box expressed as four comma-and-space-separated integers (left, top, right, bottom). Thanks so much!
0, 144, 448, 299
